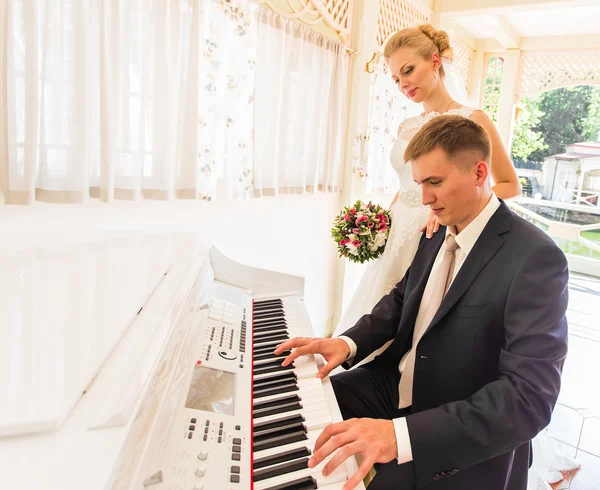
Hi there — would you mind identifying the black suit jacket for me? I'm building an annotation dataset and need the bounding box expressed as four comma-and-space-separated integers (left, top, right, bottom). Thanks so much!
341, 201, 569, 489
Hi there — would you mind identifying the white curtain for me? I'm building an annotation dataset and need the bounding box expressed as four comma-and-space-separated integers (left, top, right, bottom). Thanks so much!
1, 0, 258, 204
364, 58, 419, 195
253, 7, 349, 196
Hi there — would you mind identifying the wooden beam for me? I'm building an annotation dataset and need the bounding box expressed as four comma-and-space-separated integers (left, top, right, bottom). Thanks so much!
438, 0, 600, 15
441, 17, 478, 50
490, 14, 521, 49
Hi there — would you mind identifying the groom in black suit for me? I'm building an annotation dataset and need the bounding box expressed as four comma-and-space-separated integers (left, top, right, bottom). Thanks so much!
275, 115, 569, 490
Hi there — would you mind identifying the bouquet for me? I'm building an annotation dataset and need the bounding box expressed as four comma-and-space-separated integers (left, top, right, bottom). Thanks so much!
331, 200, 392, 264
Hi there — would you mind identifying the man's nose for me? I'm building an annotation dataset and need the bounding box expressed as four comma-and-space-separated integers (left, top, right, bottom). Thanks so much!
421, 188, 435, 206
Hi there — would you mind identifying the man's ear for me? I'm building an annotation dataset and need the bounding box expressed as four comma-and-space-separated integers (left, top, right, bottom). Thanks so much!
474, 161, 490, 186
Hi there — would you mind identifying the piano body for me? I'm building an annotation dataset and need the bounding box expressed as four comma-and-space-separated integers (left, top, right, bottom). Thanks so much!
0, 232, 365, 490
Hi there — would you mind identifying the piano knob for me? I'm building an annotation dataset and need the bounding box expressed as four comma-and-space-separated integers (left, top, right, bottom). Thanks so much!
197, 450, 209, 460
195, 465, 207, 477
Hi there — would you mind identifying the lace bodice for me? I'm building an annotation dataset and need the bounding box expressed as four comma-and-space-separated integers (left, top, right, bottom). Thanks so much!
390, 106, 477, 207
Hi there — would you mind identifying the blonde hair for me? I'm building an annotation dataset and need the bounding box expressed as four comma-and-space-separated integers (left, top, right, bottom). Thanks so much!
404, 115, 491, 170
384, 24, 453, 77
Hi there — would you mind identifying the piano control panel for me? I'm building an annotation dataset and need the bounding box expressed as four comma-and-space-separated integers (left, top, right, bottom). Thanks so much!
155, 283, 254, 490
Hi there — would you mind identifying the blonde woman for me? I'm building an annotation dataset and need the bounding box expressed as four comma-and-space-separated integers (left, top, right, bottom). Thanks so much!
332, 24, 579, 490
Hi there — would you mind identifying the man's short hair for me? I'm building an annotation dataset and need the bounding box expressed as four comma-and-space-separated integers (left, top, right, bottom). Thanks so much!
403, 115, 491, 170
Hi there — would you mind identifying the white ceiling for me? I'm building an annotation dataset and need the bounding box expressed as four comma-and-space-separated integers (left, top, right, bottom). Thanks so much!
450, 3, 600, 40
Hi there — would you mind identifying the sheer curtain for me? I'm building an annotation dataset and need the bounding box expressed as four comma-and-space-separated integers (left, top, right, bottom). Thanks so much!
1, 0, 258, 204
253, 7, 349, 197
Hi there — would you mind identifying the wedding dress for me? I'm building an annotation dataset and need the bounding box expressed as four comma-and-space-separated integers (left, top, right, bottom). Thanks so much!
332, 64, 581, 487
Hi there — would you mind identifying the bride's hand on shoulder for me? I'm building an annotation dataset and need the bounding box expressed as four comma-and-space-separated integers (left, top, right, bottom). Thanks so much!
420, 209, 440, 239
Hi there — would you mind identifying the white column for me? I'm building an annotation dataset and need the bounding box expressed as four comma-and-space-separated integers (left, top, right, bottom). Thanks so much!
495, 49, 521, 149
330, 0, 381, 334
468, 42, 486, 108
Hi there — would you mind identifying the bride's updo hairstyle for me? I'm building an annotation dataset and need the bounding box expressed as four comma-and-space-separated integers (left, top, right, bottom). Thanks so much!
384, 24, 453, 78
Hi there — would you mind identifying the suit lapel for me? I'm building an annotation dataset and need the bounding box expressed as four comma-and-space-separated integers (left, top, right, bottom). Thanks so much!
424, 201, 513, 334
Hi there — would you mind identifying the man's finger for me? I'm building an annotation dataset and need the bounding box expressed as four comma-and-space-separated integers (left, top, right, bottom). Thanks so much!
309, 430, 355, 469
342, 456, 377, 490
316, 356, 344, 379
322, 442, 359, 477
273, 337, 313, 355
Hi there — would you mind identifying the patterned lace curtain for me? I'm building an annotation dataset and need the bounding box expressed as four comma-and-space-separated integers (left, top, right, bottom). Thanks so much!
364, 59, 419, 194
252, 7, 349, 196
1, 0, 258, 204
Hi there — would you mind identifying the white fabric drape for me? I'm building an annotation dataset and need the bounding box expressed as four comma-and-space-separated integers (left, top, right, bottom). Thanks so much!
253, 7, 349, 196
2, 0, 258, 204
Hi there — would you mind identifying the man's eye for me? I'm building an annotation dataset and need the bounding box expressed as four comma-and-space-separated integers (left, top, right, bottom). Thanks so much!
430, 181, 441, 186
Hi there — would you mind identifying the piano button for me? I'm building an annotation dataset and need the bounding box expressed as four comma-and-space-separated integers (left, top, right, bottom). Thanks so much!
188, 432, 193, 439
219, 429, 223, 435
230, 475, 240, 483
218, 437, 222, 443
253, 457, 310, 482
205, 420, 210, 426
220, 422, 224, 428
232, 453, 241, 461
233, 438, 242, 445
232, 445, 242, 453
235, 425, 241, 430
191, 418, 197, 424
253, 446, 311, 470
231, 465, 241, 474
204, 427, 209, 433
189, 425, 196, 430
203, 435, 208, 441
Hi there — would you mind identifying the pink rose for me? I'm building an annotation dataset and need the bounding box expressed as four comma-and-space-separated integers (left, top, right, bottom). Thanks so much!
377, 223, 388, 231
352, 228, 360, 234
351, 240, 363, 247
344, 214, 351, 222
349, 208, 356, 215
339, 238, 350, 246
368, 222, 374, 228
356, 216, 368, 224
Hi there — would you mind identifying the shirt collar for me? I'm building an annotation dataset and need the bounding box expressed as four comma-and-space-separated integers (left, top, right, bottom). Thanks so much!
446, 193, 500, 255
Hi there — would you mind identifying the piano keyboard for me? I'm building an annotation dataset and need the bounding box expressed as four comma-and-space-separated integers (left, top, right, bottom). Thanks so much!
132, 283, 364, 490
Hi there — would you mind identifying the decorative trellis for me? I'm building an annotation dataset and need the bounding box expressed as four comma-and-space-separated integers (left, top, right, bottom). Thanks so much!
258, 0, 353, 44
449, 33, 473, 91
376, 0, 431, 49
518, 50, 600, 99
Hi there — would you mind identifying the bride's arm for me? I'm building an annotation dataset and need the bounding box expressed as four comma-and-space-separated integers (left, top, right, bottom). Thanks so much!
390, 191, 399, 209
470, 110, 521, 200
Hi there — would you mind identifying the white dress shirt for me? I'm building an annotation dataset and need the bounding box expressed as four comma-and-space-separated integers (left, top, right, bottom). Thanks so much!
339, 193, 500, 464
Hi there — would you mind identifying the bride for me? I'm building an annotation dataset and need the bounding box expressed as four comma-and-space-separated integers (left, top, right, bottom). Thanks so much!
333, 24, 581, 490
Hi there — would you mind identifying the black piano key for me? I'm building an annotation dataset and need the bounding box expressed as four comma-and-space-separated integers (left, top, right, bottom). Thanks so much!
254, 350, 291, 362
253, 370, 298, 384
254, 303, 283, 311
254, 332, 289, 342
255, 312, 285, 320
254, 421, 306, 443
254, 394, 300, 411
253, 372, 297, 389
253, 446, 311, 470
254, 327, 288, 337
253, 401, 302, 419
254, 383, 299, 399
255, 336, 289, 346
254, 318, 287, 326
254, 358, 290, 369
254, 343, 286, 354
254, 299, 283, 307
253, 457, 309, 482
262, 476, 318, 490
253, 414, 305, 433
253, 429, 308, 452
254, 363, 294, 376
254, 323, 287, 332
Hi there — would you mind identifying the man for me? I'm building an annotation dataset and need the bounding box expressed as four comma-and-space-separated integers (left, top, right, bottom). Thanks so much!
275, 115, 569, 490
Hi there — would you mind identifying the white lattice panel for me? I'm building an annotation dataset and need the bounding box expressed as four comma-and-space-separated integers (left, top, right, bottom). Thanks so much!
519, 50, 600, 98
377, 0, 431, 48
450, 33, 472, 91
260, 0, 353, 44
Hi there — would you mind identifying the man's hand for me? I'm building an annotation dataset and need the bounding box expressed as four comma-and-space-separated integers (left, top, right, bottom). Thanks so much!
273, 337, 350, 379
310, 418, 398, 490
420, 209, 440, 239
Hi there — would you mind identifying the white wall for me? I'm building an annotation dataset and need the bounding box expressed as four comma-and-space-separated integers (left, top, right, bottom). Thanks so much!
0, 193, 342, 337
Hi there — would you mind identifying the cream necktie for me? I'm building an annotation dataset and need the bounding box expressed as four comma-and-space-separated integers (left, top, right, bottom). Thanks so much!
398, 235, 459, 409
